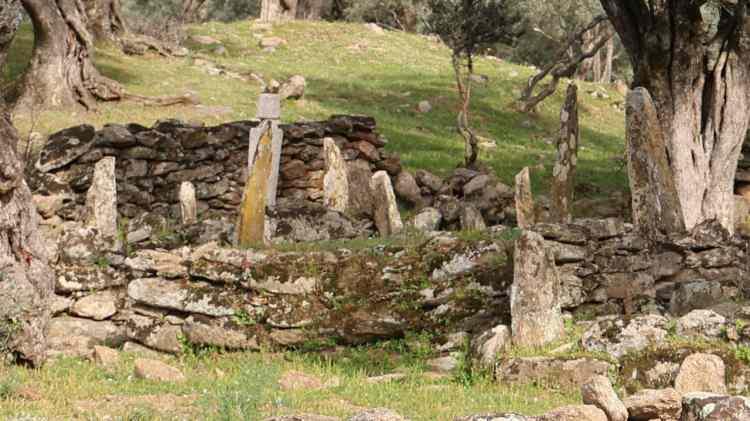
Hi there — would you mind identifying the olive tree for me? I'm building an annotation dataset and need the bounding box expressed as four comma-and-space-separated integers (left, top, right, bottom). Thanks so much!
426, 0, 520, 167
0, 0, 54, 367
600, 0, 750, 234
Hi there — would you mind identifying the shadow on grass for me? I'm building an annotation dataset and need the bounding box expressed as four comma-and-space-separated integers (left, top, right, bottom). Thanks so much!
305, 74, 627, 196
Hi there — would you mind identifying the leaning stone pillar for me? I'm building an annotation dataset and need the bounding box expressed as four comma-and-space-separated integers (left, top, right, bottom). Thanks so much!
550, 83, 579, 223
371, 171, 403, 236
626, 88, 685, 239
85, 157, 120, 251
511, 230, 564, 347
237, 93, 283, 247
515, 167, 535, 229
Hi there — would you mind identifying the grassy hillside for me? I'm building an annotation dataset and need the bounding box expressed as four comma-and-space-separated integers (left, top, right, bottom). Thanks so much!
4, 20, 627, 196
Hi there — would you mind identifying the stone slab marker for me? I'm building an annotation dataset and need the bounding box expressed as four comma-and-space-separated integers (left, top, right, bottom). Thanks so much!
550, 83, 579, 223
511, 230, 564, 347
86, 157, 120, 251
323, 137, 349, 213
515, 167, 535, 229
179, 181, 197, 225
627, 88, 685, 239
237, 93, 283, 247
371, 170, 403, 236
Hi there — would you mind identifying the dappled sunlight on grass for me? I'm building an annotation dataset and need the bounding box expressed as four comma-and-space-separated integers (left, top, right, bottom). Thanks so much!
4, 20, 627, 200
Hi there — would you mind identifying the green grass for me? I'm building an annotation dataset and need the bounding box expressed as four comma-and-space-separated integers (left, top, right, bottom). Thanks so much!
0, 345, 580, 420
0, 20, 626, 419
4, 20, 627, 198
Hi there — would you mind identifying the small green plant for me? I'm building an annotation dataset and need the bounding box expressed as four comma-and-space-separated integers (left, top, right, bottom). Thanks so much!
232, 309, 257, 326
736, 319, 748, 331
93, 255, 111, 269
736, 345, 750, 364
0, 373, 19, 400
666, 320, 678, 338
0, 271, 6, 283
125, 407, 160, 421
298, 337, 337, 353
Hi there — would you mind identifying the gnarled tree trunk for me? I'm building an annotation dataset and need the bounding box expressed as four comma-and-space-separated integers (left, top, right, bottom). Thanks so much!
0, 115, 53, 366
0, 0, 21, 69
600, 0, 750, 234
261, 0, 298, 22
17, 0, 123, 110
296, 0, 330, 20
16, 0, 197, 110
82, 0, 126, 43
0, 3, 53, 366
83, 0, 183, 57
181, 0, 208, 23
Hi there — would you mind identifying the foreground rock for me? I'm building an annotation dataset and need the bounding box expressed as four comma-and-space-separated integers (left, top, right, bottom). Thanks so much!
622, 388, 681, 421
92, 345, 120, 369
278, 371, 339, 391
347, 409, 407, 421
581, 375, 627, 421
674, 353, 727, 395
70, 291, 117, 321
133, 358, 185, 382
681, 393, 750, 420
582, 315, 668, 358
497, 357, 611, 389
536, 405, 607, 421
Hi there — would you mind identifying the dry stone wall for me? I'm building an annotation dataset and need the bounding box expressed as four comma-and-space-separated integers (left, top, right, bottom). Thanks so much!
531, 218, 750, 317
31, 115, 402, 223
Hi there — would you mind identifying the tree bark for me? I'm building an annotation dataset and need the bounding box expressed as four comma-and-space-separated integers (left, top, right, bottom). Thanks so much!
600, 0, 750, 234
181, 0, 208, 23
17, 0, 123, 110
16, 0, 197, 110
0, 0, 21, 71
296, 0, 330, 20
83, 0, 182, 57
0, 113, 53, 367
82, 0, 126, 43
0, 0, 54, 367
261, 0, 298, 22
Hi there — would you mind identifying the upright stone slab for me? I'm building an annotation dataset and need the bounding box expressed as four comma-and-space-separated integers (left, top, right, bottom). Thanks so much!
511, 230, 564, 347
515, 167, 535, 229
179, 181, 197, 225
323, 137, 349, 213
550, 83, 579, 223
237, 94, 283, 247
371, 171, 403, 236
627, 88, 685, 239
85, 157, 120, 251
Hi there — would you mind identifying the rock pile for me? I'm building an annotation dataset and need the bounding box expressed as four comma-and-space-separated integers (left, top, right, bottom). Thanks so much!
461, 371, 750, 420
403, 167, 515, 231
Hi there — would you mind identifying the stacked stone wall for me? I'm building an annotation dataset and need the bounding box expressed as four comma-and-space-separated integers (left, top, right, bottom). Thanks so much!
32, 115, 401, 222
532, 219, 750, 316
